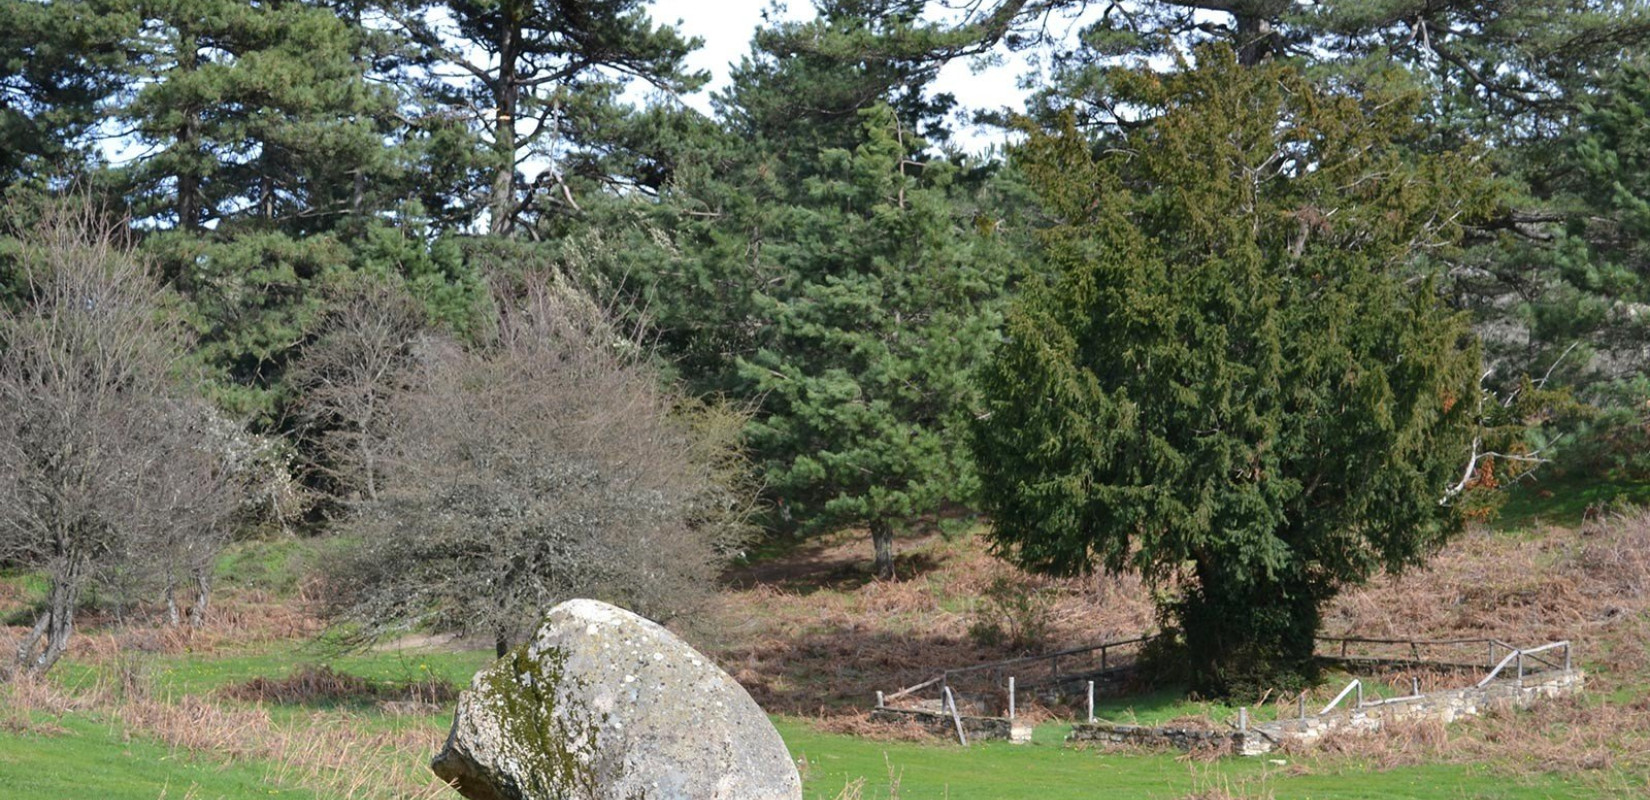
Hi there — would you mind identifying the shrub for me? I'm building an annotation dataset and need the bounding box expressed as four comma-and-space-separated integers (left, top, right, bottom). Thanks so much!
322, 277, 756, 653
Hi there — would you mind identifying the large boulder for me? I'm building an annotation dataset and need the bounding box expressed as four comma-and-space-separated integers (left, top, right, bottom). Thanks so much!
432, 599, 802, 800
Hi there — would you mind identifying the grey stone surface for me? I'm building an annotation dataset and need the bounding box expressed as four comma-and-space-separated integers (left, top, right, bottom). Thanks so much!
432, 599, 802, 800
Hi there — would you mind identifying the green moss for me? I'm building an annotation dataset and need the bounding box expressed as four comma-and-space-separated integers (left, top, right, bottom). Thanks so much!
483, 642, 602, 796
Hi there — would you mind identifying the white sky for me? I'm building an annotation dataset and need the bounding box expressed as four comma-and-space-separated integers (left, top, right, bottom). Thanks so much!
647, 0, 1042, 154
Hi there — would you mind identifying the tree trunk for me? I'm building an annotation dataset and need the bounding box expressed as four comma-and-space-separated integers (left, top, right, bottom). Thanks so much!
1178, 555, 1321, 700
349, 5, 367, 217
176, 26, 203, 234
495, 633, 512, 659
13, 609, 51, 674
187, 568, 211, 627
164, 579, 181, 627
36, 584, 78, 674
16, 560, 85, 676
871, 519, 896, 580
488, 1, 521, 237
1234, 12, 1275, 66
362, 441, 378, 502
261, 172, 276, 220
178, 110, 201, 232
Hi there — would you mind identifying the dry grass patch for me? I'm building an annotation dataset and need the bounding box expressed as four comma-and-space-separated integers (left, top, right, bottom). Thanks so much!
712, 509, 1650, 793
220, 663, 456, 707
1327, 512, 1650, 654
705, 527, 1154, 716
1303, 510, 1650, 788
810, 709, 942, 743
61, 586, 327, 664
0, 658, 453, 800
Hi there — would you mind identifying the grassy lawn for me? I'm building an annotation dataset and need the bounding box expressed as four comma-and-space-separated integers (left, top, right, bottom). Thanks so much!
0, 689, 1604, 800
0, 712, 319, 800
1495, 473, 1650, 530
144, 646, 491, 699
2, 638, 1634, 800
777, 717, 1598, 800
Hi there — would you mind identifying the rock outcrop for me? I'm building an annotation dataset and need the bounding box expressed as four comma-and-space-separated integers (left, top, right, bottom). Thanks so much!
432, 599, 802, 800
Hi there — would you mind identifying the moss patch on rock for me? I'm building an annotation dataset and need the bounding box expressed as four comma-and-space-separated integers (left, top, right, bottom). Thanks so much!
483, 642, 603, 798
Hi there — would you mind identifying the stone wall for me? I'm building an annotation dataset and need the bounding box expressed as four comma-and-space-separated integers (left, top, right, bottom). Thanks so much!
1251, 669, 1585, 751
1066, 670, 1585, 756
1067, 721, 1261, 755
869, 707, 1034, 744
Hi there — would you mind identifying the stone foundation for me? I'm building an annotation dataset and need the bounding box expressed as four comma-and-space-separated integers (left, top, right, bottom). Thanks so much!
869, 707, 1034, 743
1067, 721, 1260, 755
1067, 670, 1584, 755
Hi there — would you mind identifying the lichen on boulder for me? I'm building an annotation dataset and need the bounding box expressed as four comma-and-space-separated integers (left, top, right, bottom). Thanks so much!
432, 599, 802, 800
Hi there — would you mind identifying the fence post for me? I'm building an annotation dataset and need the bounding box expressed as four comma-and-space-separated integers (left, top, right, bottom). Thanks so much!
1565, 643, 1572, 672
1008, 677, 1016, 720
1101, 644, 1108, 672
1516, 651, 1524, 688
1087, 681, 1096, 723
1298, 691, 1306, 720
944, 686, 968, 747
876, 691, 884, 709
1238, 707, 1248, 732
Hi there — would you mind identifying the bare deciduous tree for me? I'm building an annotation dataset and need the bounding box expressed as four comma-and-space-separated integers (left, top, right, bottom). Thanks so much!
135, 403, 249, 627
324, 278, 755, 655
289, 280, 429, 503
0, 200, 241, 675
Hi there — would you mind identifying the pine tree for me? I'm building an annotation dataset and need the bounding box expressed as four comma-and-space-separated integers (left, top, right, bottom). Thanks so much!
1012, 1, 1650, 368
735, 106, 1009, 579
107, 0, 481, 424
0, 0, 127, 194
564, 4, 1036, 573
382, 0, 705, 235
717, 0, 975, 171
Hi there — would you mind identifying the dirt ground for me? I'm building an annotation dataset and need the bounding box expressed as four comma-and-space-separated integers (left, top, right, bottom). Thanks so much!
700, 513, 1650, 723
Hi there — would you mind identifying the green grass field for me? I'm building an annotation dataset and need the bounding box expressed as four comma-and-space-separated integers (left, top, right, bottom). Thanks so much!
0, 711, 320, 800
778, 717, 1613, 800
0, 668, 1610, 800
1494, 473, 1650, 531
0, 688, 1609, 800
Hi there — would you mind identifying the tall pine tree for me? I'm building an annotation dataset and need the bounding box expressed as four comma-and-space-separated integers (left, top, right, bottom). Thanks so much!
733, 106, 1009, 578
382, 0, 705, 235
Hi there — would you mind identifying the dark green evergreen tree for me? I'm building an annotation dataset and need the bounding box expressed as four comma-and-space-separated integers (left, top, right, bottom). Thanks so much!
565, 3, 1033, 575
382, 0, 705, 235
0, 0, 128, 195
1551, 61, 1650, 362
984, 0, 1650, 509
1526, 60, 1650, 483
735, 105, 1009, 578
106, 0, 482, 424
972, 50, 1490, 696
716, 0, 977, 168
